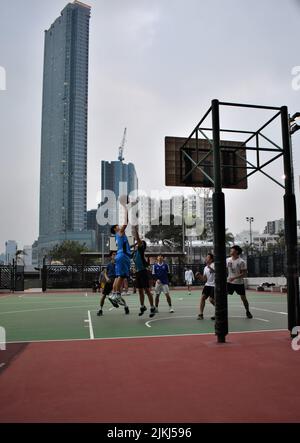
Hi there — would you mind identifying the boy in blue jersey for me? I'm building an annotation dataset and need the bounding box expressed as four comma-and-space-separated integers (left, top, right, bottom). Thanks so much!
153, 255, 174, 313
109, 196, 132, 308
132, 226, 156, 318
97, 252, 129, 316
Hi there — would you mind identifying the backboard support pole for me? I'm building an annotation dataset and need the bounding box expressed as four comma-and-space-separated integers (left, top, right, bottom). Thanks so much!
281, 106, 300, 335
212, 99, 228, 343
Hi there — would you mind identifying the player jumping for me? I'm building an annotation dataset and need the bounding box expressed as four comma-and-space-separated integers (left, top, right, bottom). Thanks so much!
97, 251, 129, 316
132, 226, 156, 318
109, 196, 131, 309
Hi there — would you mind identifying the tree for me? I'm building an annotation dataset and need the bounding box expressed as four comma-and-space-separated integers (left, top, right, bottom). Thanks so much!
225, 229, 235, 246
49, 241, 90, 265
15, 249, 26, 265
276, 230, 285, 251
145, 215, 183, 250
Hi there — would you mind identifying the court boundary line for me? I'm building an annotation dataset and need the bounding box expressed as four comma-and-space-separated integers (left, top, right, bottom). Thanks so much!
251, 307, 288, 315
145, 315, 270, 328
3, 328, 287, 346
88, 310, 94, 340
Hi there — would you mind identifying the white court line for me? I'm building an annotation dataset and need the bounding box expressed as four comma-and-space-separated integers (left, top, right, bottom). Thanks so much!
145, 315, 270, 328
87, 310, 94, 340
4, 329, 287, 346
0, 305, 98, 316
251, 307, 287, 315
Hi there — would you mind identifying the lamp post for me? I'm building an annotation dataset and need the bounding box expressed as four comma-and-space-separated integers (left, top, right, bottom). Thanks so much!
246, 217, 254, 247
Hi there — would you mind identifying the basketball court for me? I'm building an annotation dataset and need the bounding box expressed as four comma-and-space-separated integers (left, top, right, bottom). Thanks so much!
1, 290, 299, 423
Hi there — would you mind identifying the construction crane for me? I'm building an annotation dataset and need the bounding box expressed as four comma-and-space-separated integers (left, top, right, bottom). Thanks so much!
118, 128, 127, 162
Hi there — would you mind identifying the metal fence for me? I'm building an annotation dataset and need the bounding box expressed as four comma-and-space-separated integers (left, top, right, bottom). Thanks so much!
168, 263, 205, 286
246, 253, 286, 277
0, 265, 24, 292
39, 252, 299, 290
43, 265, 102, 290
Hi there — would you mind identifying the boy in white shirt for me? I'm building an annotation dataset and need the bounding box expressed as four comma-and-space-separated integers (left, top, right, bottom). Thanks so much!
185, 267, 195, 295
195, 253, 215, 320
227, 245, 253, 319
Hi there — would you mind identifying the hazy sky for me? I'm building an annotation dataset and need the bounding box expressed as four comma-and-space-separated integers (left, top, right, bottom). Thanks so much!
0, 0, 300, 250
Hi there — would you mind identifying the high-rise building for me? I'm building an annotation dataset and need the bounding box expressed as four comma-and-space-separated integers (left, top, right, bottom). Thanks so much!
264, 219, 285, 235
87, 209, 97, 231
5, 240, 17, 265
23, 246, 33, 269
100, 160, 138, 224
38, 2, 93, 259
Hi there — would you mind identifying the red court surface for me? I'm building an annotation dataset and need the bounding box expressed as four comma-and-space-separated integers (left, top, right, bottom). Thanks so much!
0, 331, 300, 423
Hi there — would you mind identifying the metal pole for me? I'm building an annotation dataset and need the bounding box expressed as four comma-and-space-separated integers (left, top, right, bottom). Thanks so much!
101, 233, 105, 265
212, 99, 228, 343
281, 106, 300, 335
12, 259, 15, 293
42, 256, 47, 293
250, 219, 253, 246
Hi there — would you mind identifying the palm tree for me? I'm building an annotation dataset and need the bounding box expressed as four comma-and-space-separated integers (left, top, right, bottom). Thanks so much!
225, 229, 235, 246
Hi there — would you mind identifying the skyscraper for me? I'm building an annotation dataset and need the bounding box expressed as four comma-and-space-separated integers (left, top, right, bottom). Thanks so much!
5, 240, 17, 265
38, 2, 94, 256
101, 160, 138, 223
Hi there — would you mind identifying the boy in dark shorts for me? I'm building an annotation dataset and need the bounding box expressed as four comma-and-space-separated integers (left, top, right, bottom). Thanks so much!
227, 245, 253, 319
132, 226, 156, 318
195, 253, 215, 320
97, 251, 129, 316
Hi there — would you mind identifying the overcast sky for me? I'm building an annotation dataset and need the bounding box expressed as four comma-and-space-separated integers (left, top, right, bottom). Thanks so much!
0, 0, 300, 250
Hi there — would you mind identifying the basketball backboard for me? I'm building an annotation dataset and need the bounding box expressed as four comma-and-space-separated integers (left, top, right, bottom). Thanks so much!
165, 136, 248, 189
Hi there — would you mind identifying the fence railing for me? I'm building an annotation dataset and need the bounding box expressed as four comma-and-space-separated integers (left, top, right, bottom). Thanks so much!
39, 252, 299, 290
0, 265, 24, 292
42, 265, 102, 290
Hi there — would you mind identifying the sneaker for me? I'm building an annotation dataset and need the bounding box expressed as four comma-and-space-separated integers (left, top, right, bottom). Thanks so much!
198, 314, 204, 320
246, 310, 253, 319
155, 308, 159, 313
118, 297, 126, 307
108, 296, 119, 308
113, 293, 125, 306
169, 308, 174, 313
125, 306, 130, 315
149, 307, 156, 318
97, 310, 103, 317
139, 306, 147, 317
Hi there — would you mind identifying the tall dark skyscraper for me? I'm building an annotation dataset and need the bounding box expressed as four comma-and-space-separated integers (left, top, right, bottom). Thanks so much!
101, 161, 138, 205
38, 1, 94, 256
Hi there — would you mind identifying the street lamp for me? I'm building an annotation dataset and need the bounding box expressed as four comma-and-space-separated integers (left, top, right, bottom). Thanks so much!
246, 217, 254, 246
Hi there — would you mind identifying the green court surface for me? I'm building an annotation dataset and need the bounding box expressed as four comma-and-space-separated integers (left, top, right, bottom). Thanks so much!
0, 290, 288, 343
